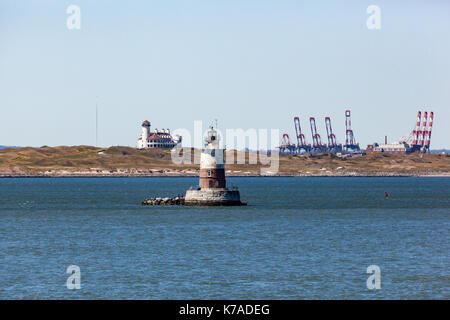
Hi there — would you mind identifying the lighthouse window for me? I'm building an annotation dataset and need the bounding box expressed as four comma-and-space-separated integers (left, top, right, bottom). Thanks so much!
207, 170, 211, 177
209, 180, 213, 187
211, 150, 215, 157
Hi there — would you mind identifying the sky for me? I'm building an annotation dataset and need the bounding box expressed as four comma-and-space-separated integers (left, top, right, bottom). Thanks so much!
0, 0, 449, 149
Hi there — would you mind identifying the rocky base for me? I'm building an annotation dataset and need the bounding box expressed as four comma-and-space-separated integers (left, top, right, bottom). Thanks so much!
141, 196, 185, 206
141, 189, 248, 206
184, 200, 246, 206
184, 189, 246, 206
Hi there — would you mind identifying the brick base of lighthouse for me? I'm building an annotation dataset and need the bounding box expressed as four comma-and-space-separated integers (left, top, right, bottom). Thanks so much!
185, 189, 244, 206
199, 168, 226, 189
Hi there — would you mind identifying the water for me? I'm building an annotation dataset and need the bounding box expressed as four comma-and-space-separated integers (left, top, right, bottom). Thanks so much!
0, 177, 448, 299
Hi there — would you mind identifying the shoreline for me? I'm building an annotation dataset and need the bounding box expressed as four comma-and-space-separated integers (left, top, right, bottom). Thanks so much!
1, 146, 449, 179
1, 172, 449, 178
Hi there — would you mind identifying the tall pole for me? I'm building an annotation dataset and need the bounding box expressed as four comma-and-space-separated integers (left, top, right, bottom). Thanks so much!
96, 96, 98, 147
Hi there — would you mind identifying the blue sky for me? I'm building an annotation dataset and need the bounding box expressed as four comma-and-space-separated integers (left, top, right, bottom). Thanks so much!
0, 0, 449, 148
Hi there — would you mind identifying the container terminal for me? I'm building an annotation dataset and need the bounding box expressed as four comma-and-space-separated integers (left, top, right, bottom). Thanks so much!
278, 109, 434, 156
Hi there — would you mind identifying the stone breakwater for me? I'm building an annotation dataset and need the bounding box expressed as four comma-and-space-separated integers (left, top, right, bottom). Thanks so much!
141, 196, 185, 206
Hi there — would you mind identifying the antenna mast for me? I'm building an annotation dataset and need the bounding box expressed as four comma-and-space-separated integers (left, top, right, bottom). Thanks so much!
96, 96, 99, 147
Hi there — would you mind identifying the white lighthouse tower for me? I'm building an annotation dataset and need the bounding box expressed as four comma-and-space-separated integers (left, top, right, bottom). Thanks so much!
184, 125, 245, 206
198, 126, 226, 189
137, 120, 151, 149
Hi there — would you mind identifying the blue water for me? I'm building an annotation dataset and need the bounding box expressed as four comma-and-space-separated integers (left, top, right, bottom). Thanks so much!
0, 177, 449, 299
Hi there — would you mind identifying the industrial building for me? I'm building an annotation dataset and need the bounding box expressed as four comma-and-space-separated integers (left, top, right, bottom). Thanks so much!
137, 120, 181, 149
366, 142, 411, 154
366, 110, 434, 154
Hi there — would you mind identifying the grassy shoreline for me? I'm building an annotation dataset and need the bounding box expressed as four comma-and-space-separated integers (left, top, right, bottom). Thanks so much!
1, 145, 449, 178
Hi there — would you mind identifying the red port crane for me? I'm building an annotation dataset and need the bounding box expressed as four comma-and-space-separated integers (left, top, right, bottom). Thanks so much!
344, 109, 360, 151
418, 111, 428, 146
294, 117, 309, 151
279, 133, 296, 154
412, 111, 422, 145
408, 110, 435, 153
325, 117, 337, 148
424, 111, 434, 150
309, 117, 323, 149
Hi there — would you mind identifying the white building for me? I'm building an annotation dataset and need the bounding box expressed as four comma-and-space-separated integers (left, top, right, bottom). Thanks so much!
137, 120, 181, 149
371, 142, 411, 154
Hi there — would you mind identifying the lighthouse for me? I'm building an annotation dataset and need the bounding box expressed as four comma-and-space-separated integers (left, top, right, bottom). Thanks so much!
199, 126, 226, 189
137, 120, 151, 149
184, 126, 245, 206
